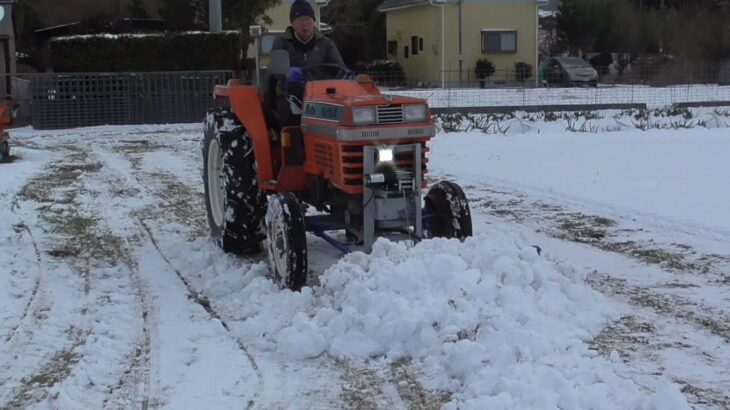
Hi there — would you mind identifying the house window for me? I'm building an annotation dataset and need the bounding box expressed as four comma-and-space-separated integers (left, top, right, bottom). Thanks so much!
419, 37, 423, 52
481, 30, 517, 53
411, 36, 419, 56
404, 46, 409, 59
388, 40, 398, 56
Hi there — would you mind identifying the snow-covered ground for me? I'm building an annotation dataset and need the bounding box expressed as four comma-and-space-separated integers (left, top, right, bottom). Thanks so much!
396, 84, 730, 109
1, 113, 729, 409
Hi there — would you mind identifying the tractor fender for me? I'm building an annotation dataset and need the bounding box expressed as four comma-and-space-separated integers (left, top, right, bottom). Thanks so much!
224, 85, 275, 184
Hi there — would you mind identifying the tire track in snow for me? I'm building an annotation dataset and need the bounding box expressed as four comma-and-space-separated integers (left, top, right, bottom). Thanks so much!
588, 274, 730, 341
4, 144, 156, 409
452, 178, 730, 408
87, 155, 157, 410
463, 183, 730, 341
137, 217, 263, 410
0, 150, 95, 409
101, 239, 153, 410
119, 151, 395, 409
462, 182, 730, 286
108, 139, 263, 407
93, 139, 265, 407
587, 274, 730, 408
3, 209, 42, 344
111, 135, 417, 409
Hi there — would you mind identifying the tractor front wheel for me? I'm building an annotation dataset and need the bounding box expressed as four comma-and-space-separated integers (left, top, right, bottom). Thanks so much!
202, 108, 266, 254
265, 192, 308, 291
424, 181, 473, 240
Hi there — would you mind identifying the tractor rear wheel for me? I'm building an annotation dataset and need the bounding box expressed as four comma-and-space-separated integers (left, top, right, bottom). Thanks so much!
424, 181, 473, 240
265, 192, 308, 291
202, 108, 266, 254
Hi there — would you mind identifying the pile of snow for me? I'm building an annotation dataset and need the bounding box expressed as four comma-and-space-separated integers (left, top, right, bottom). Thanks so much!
170, 226, 689, 409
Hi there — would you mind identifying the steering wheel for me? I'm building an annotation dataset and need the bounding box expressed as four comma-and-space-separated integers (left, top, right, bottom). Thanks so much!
299, 63, 356, 82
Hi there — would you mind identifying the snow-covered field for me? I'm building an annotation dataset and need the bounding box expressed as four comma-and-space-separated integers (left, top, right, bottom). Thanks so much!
1, 113, 729, 409
396, 84, 730, 109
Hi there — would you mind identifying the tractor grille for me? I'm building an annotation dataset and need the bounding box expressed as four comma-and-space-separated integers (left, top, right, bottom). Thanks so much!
314, 143, 335, 172
342, 142, 430, 186
376, 105, 404, 124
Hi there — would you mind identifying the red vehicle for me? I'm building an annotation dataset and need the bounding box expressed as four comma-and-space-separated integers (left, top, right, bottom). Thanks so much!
202, 51, 471, 290
0, 101, 14, 162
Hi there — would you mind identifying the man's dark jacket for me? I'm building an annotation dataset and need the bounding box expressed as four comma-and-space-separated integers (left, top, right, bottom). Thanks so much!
271, 26, 345, 77
265, 27, 345, 130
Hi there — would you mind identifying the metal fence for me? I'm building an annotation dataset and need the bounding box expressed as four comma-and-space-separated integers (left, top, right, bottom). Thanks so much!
360, 65, 730, 110
8, 71, 235, 130
363, 64, 730, 89
3, 65, 730, 131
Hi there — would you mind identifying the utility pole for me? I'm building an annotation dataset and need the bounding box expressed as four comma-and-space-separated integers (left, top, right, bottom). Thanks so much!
0, 0, 16, 98
659, 0, 665, 54
458, 0, 463, 86
209, 0, 223, 32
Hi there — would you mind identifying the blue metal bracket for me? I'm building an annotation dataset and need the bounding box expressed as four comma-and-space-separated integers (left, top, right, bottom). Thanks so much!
305, 208, 433, 255
305, 214, 351, 254
311, 229, 352, 254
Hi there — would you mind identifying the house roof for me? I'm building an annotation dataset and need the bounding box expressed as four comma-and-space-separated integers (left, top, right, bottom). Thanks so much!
379, 0, 547, 12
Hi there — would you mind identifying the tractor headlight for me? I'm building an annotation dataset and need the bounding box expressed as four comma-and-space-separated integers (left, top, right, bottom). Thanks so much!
404, 104, 427, 122
353, 107, 376, 125
377, 147, 394, 163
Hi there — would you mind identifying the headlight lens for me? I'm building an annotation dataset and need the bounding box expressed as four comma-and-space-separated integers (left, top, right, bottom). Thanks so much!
353, 107, 376, 125
377, 147, 394, 163
404, 104, 427, 122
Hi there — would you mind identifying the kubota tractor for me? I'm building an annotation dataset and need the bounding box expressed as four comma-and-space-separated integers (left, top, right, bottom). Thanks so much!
202, 50, 472, 291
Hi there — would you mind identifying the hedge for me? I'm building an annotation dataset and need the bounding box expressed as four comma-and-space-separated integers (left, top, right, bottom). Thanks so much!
50, 31, 241, 72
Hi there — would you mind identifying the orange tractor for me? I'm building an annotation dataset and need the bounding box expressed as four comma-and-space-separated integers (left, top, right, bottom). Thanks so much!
202, 51, 472, 291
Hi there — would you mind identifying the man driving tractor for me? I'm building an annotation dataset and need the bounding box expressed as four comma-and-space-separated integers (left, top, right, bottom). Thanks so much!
265, 0, 347, 132
202, 0, 472, 290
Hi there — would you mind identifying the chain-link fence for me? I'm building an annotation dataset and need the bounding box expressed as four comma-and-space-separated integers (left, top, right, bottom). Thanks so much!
3, 71, 236, 130
361, 63, 730, 88
3, 64, 730, 130
358, 64, 730, 109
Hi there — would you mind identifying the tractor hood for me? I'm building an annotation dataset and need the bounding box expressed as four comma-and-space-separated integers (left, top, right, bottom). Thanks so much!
300, 78, 435, 141
304, 79, 427, 108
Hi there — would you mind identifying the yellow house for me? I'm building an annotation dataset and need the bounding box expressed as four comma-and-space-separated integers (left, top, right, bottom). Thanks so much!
379, 0, 546, 87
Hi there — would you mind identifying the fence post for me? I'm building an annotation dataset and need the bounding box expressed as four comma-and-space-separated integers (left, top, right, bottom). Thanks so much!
447, 64, 452, 108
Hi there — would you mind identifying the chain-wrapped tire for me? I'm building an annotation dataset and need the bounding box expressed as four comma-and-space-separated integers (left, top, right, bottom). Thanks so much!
424, 181, 472, 240
202, 108, 267, 254
265, 192, 308, 291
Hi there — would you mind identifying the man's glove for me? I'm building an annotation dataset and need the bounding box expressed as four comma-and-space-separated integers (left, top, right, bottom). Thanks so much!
288, 67, 305, 84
